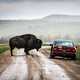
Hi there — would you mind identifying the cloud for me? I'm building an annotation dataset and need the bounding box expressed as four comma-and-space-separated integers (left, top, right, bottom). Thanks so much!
0, 0, 79, 3
0, 0, 80, 19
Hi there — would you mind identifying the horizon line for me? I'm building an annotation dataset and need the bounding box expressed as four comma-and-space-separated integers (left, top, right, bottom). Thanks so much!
0, 14, 80, 20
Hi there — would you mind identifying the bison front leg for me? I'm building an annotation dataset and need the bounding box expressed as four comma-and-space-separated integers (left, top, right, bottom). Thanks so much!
24, 49, 29, 55
36, 49, 39, 51
10, 48, 13, 56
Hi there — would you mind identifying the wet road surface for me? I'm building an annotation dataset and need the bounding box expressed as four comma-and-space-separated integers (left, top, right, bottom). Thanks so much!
53, 59, 80, 80
29, 49, 70, 80
0, 47, 80, 80
41, 48, 80, 80
0, 49, 28, 80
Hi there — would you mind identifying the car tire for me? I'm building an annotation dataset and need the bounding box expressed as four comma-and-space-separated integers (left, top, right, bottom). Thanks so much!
49, 46, 54, 59
49, 54, 55, 59
71, 54, 76, 60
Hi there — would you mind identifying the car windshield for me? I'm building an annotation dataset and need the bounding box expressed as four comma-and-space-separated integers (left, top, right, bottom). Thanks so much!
54, 41, 74, 47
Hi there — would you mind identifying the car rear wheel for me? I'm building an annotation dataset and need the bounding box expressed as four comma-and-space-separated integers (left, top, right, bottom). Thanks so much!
71, 54, 76, 60
49, 46, 55, 58
49, 55, 55, 59
49, 52, 55, 58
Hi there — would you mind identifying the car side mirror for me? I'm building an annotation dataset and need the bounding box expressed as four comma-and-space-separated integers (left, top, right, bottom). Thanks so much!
50, 44, 53, 46
76, 46, 77, 48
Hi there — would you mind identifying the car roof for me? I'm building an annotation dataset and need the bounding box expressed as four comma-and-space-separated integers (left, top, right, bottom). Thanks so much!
53, 39, 73, 43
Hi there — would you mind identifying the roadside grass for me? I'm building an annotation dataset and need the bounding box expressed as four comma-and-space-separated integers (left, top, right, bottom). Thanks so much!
46, 47, 51, 51
0, 44, 9, 54
76, 46, 80, 60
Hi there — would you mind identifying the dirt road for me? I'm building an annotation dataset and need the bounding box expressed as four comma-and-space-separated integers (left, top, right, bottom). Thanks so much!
0, 49, 28, 80
41, 49, 80, 80
0, 48, 80, 80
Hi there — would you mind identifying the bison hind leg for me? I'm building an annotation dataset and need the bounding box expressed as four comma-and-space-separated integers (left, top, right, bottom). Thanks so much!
10, 48, 13, 56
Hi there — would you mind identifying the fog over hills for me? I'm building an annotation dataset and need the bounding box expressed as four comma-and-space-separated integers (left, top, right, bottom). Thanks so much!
43, 15, 80, 22
0, 15, 80, 40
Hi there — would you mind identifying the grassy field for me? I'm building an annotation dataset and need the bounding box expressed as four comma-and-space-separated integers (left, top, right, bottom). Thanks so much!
0, 44, 9, 54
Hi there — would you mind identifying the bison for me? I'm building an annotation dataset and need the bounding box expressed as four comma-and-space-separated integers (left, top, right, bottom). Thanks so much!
9, 34, 42, 56
24, 38, 42, 54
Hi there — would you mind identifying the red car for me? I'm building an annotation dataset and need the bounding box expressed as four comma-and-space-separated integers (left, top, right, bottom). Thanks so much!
50, 40, 76, 59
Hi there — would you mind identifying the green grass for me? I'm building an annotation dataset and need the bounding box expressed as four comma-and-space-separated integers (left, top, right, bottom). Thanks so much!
0, 44, 9, 54
76, 47, 80, 60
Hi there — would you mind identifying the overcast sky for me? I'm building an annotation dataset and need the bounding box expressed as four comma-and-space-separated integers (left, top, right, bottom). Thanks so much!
0, 0, 80, 19
0, 0, 80, 37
